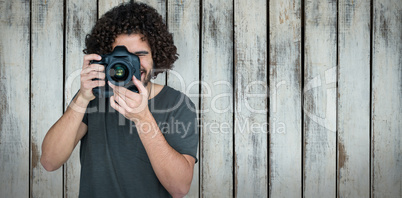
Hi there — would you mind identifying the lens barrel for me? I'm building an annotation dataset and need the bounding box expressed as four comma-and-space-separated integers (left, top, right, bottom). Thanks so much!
110, 63, 129, 82
92, 45, 141, 97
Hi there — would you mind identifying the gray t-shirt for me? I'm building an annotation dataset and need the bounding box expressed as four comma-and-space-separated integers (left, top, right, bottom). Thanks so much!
76, 86, 199, 198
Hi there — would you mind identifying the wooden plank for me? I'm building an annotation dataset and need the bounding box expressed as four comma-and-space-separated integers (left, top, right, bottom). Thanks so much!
31, 0, 64, 197
269, 0, 302, 197
0, 1, 30, 197
201, 0, 233, 197
135, 0, 167, 85
234, 0, 268, 197
64, 0, 97, 197
372, 0, 402, 197
337, 0, 370, 197
98, 0, 127, 17
303, 0, 337, 196
167, 1, 200, 197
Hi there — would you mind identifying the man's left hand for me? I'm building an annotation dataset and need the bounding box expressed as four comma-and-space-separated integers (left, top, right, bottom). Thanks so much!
109, 75, 150, 122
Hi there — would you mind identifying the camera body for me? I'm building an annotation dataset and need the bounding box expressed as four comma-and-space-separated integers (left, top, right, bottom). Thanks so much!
91, 45, 141, 98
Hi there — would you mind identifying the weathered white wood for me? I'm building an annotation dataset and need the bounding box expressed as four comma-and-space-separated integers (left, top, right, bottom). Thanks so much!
372, 0, 402, 197
99, 0, 127, 17
3, 1, 402, 197
234, 0, 268, 197
338, 0, 371, 197
303, 0, 337, 197
64, 0, 97, 197
31, 0, 64, 197
135, 0, 166, 20
0, 1, 30, 197
167, 1, 200, 197
201, 0, 233, 197
269, 0, 302, 197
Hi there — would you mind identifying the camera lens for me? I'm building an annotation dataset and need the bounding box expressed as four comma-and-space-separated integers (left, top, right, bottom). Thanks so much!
110, 63, 129, 82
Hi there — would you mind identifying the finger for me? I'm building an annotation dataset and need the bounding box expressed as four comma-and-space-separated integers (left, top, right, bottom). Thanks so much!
132, 75, 147, 95
81, 64, 104, 74
115, 89, 139, 108
82, 71, 105, 81
91, 80, 106, 88
83, 54, 102, 68
113, 91, 133, 111
114, 91, 147, 114
82, 80, 105, 90
110, 96, 127, 117
108, 81, 136, 99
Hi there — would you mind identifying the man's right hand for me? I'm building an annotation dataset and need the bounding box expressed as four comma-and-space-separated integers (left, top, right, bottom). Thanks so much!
41, 54, 104, 171
79, 54, 106, 101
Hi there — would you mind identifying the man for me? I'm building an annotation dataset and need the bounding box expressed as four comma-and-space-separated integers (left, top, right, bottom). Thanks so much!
40, 2, 199, 198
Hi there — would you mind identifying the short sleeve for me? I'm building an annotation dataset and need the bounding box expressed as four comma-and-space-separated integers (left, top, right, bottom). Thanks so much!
163, 95, 199, 163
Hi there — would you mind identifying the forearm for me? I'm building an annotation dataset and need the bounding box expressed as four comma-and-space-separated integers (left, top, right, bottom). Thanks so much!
41, 94, 89, 171
135, 112, 194, 197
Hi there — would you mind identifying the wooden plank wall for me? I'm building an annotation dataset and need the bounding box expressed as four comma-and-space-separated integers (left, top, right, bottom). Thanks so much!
269, 0, 302, 197
338, 0, 371, 197
0, 1, 30, 197
372, 0, 402, 197
201, 0, 233, 197
0, 0, 401, 197
234, 0, 268, 197
303, 0, 337, 196
31, 0, 64, 197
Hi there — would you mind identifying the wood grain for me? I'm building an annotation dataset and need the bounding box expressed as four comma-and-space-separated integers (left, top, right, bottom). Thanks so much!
64, 0, 97, 197
167, 1, 200, 197
338, 0, 370, 197
201, 0, 233, 197
1, 1, 402, 197
234, 0, 268, 197
31, 0, 64, 197
269, 0, 302, 197
303, 0, 337, 196
0, 0, 30, 197
99, 0, 127, 17
372, 0, 402, 197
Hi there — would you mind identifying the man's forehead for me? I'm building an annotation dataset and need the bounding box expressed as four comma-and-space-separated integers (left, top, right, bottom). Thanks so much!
113, 33, 151, 54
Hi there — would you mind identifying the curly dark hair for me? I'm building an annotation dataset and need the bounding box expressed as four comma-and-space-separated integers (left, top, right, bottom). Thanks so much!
83, 1, 178, 76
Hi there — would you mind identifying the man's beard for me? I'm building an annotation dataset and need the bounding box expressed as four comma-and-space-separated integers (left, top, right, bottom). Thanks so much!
142, 69, 152, 88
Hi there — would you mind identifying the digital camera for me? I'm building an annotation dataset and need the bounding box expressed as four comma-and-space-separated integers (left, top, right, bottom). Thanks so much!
91, 45, 141, 97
